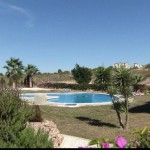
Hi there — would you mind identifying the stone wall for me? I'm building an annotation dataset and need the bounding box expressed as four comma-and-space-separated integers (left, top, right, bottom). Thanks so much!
28, 120, 64, 148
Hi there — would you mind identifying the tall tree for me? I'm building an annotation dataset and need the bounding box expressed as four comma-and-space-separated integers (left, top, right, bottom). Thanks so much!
71, 64, 92, 84
24, 64, 39, 87
3, 57, 24, 89
108, 66, 134, 130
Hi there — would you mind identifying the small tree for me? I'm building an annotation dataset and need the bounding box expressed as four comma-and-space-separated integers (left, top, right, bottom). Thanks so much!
58, 69, 62, 74
71, 64, 92, 84
94, 66, 112, 90
107, 66, 134, 130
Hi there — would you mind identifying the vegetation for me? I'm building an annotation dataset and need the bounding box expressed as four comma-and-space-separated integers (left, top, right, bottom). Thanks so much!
145, 63, 150, 69
3, 58, 39, 89
0, 90, 53, 148
2, 57, 150, 92
88, 126, 150, 148
3, 57, 24, 89
14, 127, 53, 148
0, 77, 6, 90
24, 64, 39, 88
71, 64, 92, 84
94, 66, 112, 90
28, 105, 43, 122
133, 74, 145, 84
107, 66, 134, 130
38, 82, 106, 91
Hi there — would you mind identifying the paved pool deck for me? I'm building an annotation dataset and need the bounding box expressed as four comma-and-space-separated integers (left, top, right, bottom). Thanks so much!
59, 134, 93, 148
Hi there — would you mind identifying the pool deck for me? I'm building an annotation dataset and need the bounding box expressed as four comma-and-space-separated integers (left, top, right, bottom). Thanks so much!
20, 87, 54, 91
59, 134, 95, 148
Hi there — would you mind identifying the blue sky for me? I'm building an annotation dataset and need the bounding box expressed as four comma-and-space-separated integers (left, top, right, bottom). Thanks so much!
0, 0, 150, 73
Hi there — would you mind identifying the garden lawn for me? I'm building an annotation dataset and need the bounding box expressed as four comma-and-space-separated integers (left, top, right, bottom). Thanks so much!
39, 94, 150, 142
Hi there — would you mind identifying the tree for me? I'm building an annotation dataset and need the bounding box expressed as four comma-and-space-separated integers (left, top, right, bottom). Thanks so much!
134, 74, 145, 84
0, 77, 6, 90
71, 64, 92, 84
107, 66, 134, 130
133, 74, 145, 92
57, 69, 62, 74
24, 64, 39, 88
3, 57, 24, 89
94, 66, 112, 90
145, 63, 150, 69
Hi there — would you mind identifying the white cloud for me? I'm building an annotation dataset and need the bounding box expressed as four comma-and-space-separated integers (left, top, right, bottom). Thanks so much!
0, 2, 35, 28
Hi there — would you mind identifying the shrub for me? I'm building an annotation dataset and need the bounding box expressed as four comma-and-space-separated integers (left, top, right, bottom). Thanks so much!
15, 127, 53, 148
130, 126, 150, 148
0, 90, 53, 148
28, 105, 43, 122
0, 90, 33, 143
84, 126, 150, 148
71, 64, 92, 84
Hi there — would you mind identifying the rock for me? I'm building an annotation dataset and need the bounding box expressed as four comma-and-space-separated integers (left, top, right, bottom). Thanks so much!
34, 94, 48, 105
27, 120, 64, 148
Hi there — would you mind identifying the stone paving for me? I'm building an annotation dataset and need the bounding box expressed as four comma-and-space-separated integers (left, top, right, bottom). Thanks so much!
60, 134, 92, 148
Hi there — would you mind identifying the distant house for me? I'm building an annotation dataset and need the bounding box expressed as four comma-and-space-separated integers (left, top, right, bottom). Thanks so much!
114, 62, 130, 69
133, 63, 142, 69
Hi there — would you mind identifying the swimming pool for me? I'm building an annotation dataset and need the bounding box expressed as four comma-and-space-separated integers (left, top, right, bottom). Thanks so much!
20, 92, 113, 106
47, 93, 112, 103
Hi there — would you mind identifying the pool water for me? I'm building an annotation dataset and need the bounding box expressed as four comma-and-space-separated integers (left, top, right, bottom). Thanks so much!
20, 93, 112, 104
47, 93, 112, 103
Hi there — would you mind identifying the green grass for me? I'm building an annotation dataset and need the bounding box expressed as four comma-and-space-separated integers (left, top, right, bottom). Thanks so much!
39, 94, 150, 142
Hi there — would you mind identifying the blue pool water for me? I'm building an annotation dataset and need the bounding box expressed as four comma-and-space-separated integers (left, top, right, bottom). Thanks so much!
20, 93, 112, 104
47, 93, 112, 103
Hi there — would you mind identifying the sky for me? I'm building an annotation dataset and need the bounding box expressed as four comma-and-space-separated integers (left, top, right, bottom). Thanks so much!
0, 0, 150, 74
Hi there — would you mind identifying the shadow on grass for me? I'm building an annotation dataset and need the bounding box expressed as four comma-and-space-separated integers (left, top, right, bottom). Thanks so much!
129, 101, 150, 113
76, 116, 118, 128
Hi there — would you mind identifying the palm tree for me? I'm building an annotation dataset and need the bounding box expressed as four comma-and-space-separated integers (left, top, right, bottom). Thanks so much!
94, 66, 112, 90
24, 64, 39, 88
108, 66, 134, 130
3, 57, 24, 89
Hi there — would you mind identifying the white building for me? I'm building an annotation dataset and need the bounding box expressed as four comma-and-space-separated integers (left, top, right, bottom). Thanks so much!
114, 62, 130, 69
114, 62, 143, 69
133, 63, 142, 69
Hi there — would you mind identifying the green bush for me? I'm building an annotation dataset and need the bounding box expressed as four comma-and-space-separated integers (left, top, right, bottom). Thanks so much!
0, 127, 54, 148
0, 90, 53, 148
0, 90, 33, 143
0, 139, 18, 148
28, 105, 43, 122
38, 82, 107, 91
87, 126, 150, 148
71, 64, 92, 84
15, 127, 53, 148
